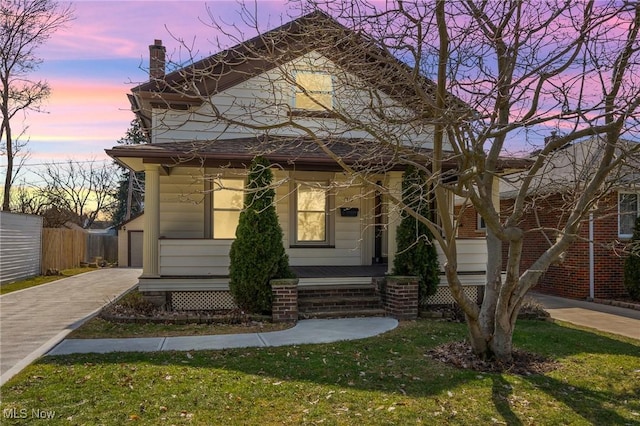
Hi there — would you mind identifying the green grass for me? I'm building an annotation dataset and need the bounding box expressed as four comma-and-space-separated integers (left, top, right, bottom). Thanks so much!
0, 268, 95, 295
68, 317, 293, 339
1, 319, 639, 425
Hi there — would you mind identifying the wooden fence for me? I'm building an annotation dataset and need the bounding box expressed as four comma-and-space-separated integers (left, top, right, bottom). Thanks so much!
41, 228, 86, 273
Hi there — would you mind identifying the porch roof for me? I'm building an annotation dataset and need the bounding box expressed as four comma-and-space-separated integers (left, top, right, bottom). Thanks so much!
106, 135, 530, 173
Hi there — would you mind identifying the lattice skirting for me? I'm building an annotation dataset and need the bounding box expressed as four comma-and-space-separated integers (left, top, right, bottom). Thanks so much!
171, 291, 238, 311
424, 285, 479, 305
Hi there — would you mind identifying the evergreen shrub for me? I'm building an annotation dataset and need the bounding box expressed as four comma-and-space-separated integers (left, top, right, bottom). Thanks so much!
229, 156, 295, 314
392, 165, 440, 303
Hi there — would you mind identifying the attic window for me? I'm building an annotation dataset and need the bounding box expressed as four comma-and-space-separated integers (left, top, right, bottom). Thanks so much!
294, 71, 333, 111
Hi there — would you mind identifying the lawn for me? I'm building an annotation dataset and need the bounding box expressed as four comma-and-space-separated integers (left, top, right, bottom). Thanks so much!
0, 268, 95, 295
1, 319, 638, 425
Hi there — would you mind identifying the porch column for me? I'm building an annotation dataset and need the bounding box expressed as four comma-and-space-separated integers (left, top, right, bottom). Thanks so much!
142, 164, 160, 277
386, 171, 403, 274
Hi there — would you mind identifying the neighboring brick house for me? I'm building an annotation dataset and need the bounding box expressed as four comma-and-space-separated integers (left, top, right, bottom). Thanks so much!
500, 136, 638, 300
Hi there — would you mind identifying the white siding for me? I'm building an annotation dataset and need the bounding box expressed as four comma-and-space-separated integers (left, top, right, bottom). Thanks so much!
0, 212, 43, 284
436, 239, 488, 272
152, 52, 439, 149
159, 167, 205, 238
159, 239, 231, 276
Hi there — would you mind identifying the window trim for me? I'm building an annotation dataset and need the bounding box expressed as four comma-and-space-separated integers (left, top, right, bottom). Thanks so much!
292, 70, 334, 112
618, 191, 639, 239
290, 178, 335, 247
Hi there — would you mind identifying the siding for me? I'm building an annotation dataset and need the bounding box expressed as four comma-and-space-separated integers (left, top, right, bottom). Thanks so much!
0, 212, 43, 284
153, 52, 438, 149
159, 167, 205, 238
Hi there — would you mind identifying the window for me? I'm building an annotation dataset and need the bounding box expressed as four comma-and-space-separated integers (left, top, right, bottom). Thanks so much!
477, 213, 486, 232
293, 181, 334, 246
619, 192, 639, 238
294, 71, 333, 111
212, 179, 244, 239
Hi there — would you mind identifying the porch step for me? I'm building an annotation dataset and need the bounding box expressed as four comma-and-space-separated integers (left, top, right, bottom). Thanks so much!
298, 295, 382, 312
299, 308, 386, 320
297, 283, 384, 319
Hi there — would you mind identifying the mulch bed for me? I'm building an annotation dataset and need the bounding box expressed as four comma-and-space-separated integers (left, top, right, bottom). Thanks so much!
426, 340, 560, 375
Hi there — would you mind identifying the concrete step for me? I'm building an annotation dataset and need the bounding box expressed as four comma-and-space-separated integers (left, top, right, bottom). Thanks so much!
299, 308, 387, 320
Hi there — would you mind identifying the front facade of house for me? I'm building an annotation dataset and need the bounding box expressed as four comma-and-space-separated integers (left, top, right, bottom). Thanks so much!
108, 13, 489, 311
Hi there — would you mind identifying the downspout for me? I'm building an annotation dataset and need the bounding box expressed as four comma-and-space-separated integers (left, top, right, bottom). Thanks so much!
589, 212, 595, 300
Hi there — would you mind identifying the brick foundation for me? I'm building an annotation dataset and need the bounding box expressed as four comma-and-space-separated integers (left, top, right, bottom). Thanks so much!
141, 291, 169, 308
270, 278, 299, 322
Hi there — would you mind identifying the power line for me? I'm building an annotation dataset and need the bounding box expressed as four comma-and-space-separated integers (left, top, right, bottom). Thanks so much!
0, 159, 114, 168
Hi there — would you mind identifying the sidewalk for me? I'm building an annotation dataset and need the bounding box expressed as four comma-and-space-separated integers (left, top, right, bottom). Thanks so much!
0, 268, 140, 386
48, 317, 399, 355
531, 293, 640, 340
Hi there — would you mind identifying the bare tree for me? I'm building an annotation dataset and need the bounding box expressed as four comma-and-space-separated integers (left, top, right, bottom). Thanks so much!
0, 0, 74, 211
35, 160, 118, 228
145, 1, 640, 361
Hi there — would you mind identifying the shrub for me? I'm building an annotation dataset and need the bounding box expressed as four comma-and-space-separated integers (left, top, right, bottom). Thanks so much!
392, 165, 440, 303
229, 156, 295, 313
623, 215, 640, 301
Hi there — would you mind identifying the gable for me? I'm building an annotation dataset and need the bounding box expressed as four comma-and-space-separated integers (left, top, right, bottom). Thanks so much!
149, 50, 437, 148
130, 11, 468, 141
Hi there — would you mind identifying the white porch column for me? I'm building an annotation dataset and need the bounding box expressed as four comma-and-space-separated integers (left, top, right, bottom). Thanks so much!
386, 171, 403, 274
142, 164, 160, 277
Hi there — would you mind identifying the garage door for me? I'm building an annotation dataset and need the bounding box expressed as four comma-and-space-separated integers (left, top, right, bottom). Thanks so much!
129, 231, 143, 268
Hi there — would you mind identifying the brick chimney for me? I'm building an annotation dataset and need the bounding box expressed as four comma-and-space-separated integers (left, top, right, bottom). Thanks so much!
149, 39, 165, 80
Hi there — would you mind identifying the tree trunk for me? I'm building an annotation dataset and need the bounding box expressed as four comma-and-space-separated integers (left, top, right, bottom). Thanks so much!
2, 118, 13, 211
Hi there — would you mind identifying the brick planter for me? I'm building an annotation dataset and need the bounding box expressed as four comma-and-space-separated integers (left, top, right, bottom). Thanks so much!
270, 278, 299, 323
382, 276, 419, 319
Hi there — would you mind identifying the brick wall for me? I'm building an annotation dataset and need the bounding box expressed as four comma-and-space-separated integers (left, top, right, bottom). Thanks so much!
455, 204, 487, 238
271, 279, 299, 322
382, 276, 419, 319
501, 192, 629, 299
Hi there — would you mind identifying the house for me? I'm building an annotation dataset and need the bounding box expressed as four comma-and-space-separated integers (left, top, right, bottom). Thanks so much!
500, 135, 639, 300
106, 12, 506, 315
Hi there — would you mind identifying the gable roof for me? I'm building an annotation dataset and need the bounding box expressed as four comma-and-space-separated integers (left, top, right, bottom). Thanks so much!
130, 11, 466, 135
501, 136, 640, 199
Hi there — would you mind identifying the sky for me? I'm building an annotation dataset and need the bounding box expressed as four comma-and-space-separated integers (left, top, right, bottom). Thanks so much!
2, 0, 295, 186
3, 1, 638, 188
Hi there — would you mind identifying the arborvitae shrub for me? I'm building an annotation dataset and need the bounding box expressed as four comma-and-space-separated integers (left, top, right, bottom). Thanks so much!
392, 166, 440, 304
229, 156, 295, 313
623, 215, 640, 301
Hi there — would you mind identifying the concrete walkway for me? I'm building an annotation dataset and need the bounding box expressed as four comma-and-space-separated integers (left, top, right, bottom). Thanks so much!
531, 293, 640, 340
48, 317, 399, 356
0, 268, 140, 386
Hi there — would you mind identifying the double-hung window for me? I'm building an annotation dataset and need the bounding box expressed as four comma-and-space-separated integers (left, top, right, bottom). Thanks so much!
294, 71, 333, 111
619, 192, 639, 239
212, 179, 244, 239
293, 181, 334, 246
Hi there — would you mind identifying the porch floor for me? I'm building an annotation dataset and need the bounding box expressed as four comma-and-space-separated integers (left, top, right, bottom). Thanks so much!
291, 264, 388, 278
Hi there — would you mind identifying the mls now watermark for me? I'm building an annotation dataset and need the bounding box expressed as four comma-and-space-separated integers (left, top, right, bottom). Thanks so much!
3, 408, 56, 419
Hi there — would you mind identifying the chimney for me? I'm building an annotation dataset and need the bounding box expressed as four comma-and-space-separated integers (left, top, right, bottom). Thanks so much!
149, 39, 166, 80
544, 130, 558, 146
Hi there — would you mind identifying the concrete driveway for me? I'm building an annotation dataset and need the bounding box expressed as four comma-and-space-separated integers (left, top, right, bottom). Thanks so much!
531, 293, 640, 340
0, 268, 140, 385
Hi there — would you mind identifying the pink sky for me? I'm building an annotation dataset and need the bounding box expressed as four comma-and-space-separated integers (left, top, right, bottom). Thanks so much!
4, 0, 292, 183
